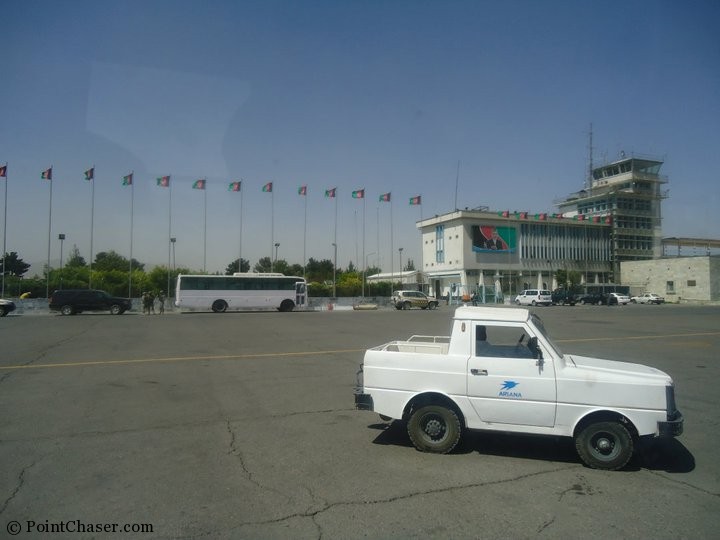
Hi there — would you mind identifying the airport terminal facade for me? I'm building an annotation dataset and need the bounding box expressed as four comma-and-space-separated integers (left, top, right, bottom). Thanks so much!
416, 154, 677, 301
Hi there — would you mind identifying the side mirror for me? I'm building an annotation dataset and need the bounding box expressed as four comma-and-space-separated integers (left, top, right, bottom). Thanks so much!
528, 336, 543, 361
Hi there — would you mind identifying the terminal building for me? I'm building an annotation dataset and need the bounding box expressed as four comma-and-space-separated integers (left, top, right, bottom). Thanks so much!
415, 154, 687, 301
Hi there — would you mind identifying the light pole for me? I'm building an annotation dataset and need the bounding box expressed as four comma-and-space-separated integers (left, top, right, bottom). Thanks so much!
332, 242, 337, 298
170, 236, 176, 272
58, 234, 65, 290
273, 242, 280, 272
398, 247, 404, 287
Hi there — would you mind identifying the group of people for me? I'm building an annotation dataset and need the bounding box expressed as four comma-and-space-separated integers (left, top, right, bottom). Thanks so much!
142, 291, 165, 314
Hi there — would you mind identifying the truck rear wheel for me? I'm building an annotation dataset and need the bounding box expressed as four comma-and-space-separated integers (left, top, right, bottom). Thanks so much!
212, 300, 228, 313
407, 404, 461, 454
575, 421, 634, 470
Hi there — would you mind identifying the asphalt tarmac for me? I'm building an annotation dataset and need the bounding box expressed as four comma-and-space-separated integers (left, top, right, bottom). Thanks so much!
1, 304, 718, 539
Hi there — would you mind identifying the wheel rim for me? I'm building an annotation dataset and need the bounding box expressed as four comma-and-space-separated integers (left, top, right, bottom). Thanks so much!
419, 412, 448, 443
588, 430, 621, 462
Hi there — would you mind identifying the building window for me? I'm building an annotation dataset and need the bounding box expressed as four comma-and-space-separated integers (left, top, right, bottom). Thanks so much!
435, 225, 445, 263
666, 281, 675, 294
687, 280, 696, 287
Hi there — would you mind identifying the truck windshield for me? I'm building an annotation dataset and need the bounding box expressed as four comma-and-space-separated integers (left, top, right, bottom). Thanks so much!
531, 314, 563, 357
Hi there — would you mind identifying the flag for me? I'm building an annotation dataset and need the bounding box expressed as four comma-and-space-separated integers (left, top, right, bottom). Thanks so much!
324, 188, 336, 198
352, 189, 364, 199
0, 165, 6, 178
41, 167, 52, 180
298, 185, 307, 196
409, 195, 421, 205
157, 175, 170, 187
498, 210, 509, 218
379, 192, 391, 202
519, 211, 528, 219
228, 181, 241, 192
84, 167, 94, 181
192, 179, 206, 190
122, 173, 133, 186
262, 182, 273, 192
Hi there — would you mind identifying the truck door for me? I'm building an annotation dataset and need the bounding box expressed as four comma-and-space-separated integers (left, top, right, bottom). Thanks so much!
467, 323, 556, 427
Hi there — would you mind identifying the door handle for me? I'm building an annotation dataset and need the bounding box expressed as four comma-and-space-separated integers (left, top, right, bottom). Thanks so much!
471, 368, 488, 376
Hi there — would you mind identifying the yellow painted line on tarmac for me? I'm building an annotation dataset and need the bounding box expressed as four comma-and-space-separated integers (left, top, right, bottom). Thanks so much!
556, 331, 720, 343
0, 348, 365, 371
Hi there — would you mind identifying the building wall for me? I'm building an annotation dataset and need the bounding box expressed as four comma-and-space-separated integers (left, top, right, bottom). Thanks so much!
620, 256, 719, 303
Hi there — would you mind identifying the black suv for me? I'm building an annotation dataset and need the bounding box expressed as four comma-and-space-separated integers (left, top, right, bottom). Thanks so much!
49, 289, 132, 315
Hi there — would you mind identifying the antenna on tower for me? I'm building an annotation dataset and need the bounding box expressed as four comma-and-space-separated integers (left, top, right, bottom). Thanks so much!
586, 123, 594, 189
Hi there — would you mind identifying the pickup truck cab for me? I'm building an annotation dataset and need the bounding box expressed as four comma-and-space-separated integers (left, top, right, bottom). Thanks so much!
354, 306, 683, 470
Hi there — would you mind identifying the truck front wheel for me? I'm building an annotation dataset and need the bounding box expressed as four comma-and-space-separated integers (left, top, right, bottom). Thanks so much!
407, 405, 461, 454
575, 421, 634, 470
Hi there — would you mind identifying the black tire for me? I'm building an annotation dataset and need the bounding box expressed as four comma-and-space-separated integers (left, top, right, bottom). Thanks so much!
407, 404, 462, 454
428, 302, 438, 310
110, 304, 124, 315
575, 421, 634, 470
403, 301, 411, 310
395, 305, 403, 310
531, 300, 537, 306
60, 305, 74, 316
211, 300, 228, 313
0, 307, 7, 317
279, 299, 295, 312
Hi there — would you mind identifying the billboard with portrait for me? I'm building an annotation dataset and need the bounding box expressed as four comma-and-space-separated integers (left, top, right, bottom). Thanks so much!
471, 225, 518, 262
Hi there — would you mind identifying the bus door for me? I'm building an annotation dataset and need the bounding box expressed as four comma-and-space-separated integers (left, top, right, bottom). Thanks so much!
295, 282, 307, 308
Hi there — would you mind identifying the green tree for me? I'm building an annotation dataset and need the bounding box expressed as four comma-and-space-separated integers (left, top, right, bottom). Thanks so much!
65, 245, 87, 267
225, 258, 250, 274
94, 250, 145, 272
404, 258, 416, 271
1, 251, 30, 277
306, 258, 335, 282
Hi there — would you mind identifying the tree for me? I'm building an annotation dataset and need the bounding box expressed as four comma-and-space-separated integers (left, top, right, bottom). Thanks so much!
1, 252, 30, 277
306, 258, 335, 282
404, 258, 416, 271
94, 251, 144, 272
225, 258, 250, 274
66, 245, 87, 267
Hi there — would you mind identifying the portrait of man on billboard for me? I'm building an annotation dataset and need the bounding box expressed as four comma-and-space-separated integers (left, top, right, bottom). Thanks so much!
472, 225, 515, 253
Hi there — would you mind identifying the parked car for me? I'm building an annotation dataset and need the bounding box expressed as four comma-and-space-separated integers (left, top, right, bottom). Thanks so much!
551, 288, 577, 305
0, 298, 16, 317
608, 292, 631, 305
631, 293, 665, 304
49, 289, 132, 315
576, 292, 606, 305
391, 290, 438, 310
514, 289, 552, 306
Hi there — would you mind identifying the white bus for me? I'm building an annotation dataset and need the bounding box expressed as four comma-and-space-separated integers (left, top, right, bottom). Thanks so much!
175, 273, 308, 312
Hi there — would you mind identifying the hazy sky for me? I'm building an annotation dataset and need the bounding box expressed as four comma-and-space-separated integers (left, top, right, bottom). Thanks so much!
1, 0, 718, 275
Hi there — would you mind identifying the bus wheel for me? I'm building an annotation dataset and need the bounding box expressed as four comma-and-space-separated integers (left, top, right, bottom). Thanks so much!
211, 300, 228, 313
279, 299, 295, 312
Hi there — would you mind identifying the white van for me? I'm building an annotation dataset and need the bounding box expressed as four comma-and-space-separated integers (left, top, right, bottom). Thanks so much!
514, 289, 552, 306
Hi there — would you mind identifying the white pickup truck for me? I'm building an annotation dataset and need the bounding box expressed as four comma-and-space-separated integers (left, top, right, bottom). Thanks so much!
354, 306, 683, 470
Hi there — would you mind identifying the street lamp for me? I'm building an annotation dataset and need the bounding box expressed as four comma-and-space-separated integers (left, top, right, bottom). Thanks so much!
170, 237, 176, 272
58, 234, 65, 289
398, 247, 404, 286
273, 242, 280, 272
331, 242, 337, 298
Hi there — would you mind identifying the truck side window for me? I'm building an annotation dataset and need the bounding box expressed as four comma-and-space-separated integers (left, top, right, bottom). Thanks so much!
475, 325, 534, 359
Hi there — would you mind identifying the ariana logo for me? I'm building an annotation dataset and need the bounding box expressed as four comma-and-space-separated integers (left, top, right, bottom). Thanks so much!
499, 380, 522, 399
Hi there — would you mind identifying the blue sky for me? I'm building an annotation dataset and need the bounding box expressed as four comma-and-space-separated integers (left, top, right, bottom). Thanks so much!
1, 0, 718, 276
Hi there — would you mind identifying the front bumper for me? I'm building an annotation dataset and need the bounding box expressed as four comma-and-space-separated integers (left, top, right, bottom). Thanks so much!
658, 410, 684, 437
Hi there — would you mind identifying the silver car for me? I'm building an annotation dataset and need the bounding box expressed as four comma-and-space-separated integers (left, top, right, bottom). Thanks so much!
514, 289, 552, 306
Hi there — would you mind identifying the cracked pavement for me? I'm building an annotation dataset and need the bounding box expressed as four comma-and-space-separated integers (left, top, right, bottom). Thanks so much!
1, 307, 719, 538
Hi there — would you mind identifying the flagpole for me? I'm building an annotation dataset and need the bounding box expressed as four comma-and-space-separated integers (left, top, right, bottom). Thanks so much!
46, 166, 53, 298
303, 187, 307, 277
203, 179, 207, 272
1, 162, 8, 297
167, 178, 172, 298
390, 198, 394, 283
271, 187, 275, 272
362, 194, 366, 298
89, 164, 95, 288
129, 171, 134, 298
239, 180, 244, 271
